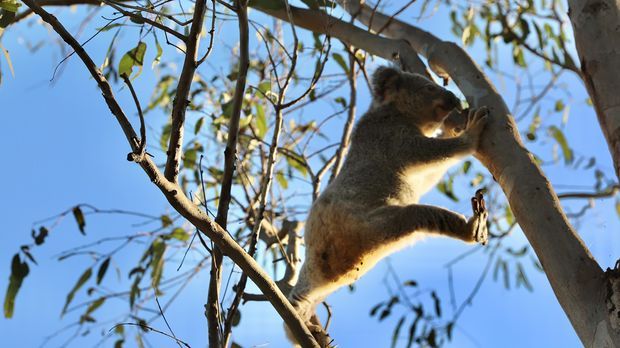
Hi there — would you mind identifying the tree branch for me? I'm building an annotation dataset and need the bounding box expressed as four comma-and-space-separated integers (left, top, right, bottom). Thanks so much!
250, 3, 430, 77
163, 0, 208, 182
208, 1, 250, 345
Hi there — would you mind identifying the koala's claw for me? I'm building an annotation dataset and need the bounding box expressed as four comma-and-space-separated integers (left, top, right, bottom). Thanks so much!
469, 189, 489, 245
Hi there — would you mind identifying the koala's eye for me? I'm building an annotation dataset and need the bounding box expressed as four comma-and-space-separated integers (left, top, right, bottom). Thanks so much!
424, 85, 436, 92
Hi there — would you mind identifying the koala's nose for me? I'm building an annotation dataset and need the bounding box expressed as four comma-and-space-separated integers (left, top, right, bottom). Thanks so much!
443, 90, 463, 111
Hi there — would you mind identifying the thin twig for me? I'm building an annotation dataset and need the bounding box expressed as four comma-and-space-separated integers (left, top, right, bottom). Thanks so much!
209, 1, 251, 345
163, 0, 208, 182
120, 73, 147, 157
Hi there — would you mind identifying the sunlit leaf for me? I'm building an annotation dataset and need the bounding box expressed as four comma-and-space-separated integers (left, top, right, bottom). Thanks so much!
160, 215, 173, 228
152, 36, 163, 69
118, 42, 147, 79
0, 0, 21, 12
332, 53, 349, 74
0, 44, 14, 77
255, 104, 268, 139
548, 125, 573, 164
150, 239, 165, 292
276, 172, 288, 189
165, 227, 189, 242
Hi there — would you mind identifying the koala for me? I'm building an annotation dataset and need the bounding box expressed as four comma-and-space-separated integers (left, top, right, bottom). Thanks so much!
286, 66, 489, 346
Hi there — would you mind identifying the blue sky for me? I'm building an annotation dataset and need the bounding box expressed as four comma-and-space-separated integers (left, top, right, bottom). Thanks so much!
1, 2, 618, 347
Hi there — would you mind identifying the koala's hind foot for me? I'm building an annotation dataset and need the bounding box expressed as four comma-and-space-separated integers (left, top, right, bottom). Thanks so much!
468, 189, 488, 245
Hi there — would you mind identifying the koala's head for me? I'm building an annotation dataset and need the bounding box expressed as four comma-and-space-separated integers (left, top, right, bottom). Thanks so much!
371, 66, 462, 135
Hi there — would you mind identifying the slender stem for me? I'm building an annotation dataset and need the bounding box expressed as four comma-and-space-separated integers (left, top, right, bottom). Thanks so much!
208, 0, 250, 345
163, 0, 208, 182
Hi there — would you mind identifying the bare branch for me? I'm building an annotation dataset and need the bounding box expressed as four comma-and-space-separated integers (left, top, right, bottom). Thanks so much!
250, 3, 430, 77
163, 0, 208, 182
103, 0, 188, 41
558, 184, 620, 200
329, 47, 358, 183
120, 73, 147, 158
208, 0, 251, 345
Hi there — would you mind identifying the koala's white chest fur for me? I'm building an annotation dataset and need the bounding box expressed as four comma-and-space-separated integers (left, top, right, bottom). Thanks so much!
395, 159, 458, 204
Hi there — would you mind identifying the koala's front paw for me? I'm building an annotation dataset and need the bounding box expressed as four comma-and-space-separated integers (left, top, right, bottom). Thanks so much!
468, 189, 488, 245
464, 106, 489, 147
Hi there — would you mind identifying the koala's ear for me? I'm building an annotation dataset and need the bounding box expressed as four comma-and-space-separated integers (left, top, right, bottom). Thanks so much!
372, 66, 401, 102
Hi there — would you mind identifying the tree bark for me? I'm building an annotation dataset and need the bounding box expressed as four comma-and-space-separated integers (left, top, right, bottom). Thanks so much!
567, 0, 620, 182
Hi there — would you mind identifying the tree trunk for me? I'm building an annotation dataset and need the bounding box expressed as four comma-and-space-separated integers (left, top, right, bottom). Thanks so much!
568, 0, 620, 182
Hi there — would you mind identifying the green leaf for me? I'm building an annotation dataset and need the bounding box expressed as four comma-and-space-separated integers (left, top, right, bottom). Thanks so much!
437, 179, 458, 202
62, 268, 92, 315
166, 227, 189, 242
257, 81, 271, 95
184, 148, 197, 169
118, 42, 147, 79
0, 44, 14, 77
160, 215, 173, 228
0, 0, 20, 12
152, 36, 163, 69
255, 104, 268, 139
72, 206, 86, 235
548, 125, 573, 164
3, 254, 29, 318
85, 297, 106, 316
332, 53, 349, 74
554, 99, 565, 111
194, 116, 205, 135
160, 123, 172, 151
97, 257, 111, 285
150, 239, 166, 292
512, 45, 526, 67
286, 152, 308, 177
276, 172, 288, 189
391, 315, 406, 348
526, 108, 541, 141
505, 205, 514, 225
516, 262, 533, 291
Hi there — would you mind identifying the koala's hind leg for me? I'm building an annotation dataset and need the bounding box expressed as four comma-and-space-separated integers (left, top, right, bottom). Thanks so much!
367, 199, 488, 245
